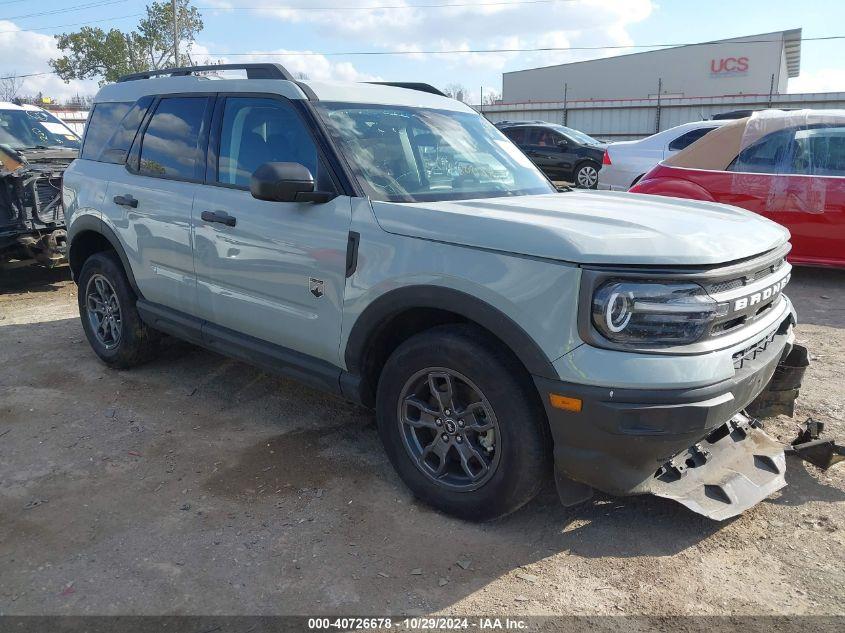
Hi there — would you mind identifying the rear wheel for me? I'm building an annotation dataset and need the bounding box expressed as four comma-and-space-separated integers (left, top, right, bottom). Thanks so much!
376, 325, 551, 520
77, 251, 159, 368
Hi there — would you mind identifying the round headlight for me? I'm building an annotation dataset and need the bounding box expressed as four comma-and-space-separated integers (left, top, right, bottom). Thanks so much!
605, 290, 633, 332
591, 280, 722, 346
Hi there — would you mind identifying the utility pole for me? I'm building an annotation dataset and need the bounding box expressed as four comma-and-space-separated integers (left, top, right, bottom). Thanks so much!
171, 0, 179, 66
562, 82, 568, 126
655, 77, 662, 133
768, 73, 775, 108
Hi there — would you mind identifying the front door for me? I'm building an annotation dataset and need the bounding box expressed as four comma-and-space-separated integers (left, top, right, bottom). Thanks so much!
192, 95, 352, 365
524, 128, 572, 180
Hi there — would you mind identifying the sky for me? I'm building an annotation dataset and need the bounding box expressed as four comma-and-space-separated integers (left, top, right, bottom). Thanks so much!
1, 0, 843, 104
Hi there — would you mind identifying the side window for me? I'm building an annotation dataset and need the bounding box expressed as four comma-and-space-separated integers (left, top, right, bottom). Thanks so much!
502, 127, 527, 144
668, 127, 715, 151
727, 129, 794, 174
792, 126, 845, 177
218, 97, 319, 188
139, 97, 207, 180
99, 96, 153, 164
81, 102, 132, 160
532, 128, 559, 148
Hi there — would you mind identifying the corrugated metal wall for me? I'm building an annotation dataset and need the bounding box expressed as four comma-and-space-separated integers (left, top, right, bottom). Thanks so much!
52, 109, 89, 136
479, 92, 845, 140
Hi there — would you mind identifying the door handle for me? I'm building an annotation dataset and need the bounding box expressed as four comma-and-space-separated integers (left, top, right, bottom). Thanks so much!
201, 210, 237, 227
113, 194, 138, 208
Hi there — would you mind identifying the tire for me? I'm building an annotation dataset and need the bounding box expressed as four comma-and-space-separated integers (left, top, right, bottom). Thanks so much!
573, 162, 599, 189
376, 324, 552, 521
77, 250, 159, 368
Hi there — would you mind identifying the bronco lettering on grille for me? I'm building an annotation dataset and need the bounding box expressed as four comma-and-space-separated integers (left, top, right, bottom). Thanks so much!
733, 273, 791, 312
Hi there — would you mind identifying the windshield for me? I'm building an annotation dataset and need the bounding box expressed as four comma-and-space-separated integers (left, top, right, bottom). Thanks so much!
549, 124, 601, 146
316, 103, 556, 202
0, 108, 81, 151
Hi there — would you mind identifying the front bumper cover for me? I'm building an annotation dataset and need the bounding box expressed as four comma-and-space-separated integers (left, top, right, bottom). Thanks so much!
535, 317, 799, 519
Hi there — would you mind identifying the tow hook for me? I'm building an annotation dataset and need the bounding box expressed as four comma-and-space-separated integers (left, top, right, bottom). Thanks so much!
786, 418, 845, 470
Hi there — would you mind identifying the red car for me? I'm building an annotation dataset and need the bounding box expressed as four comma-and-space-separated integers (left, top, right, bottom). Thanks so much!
629, 112, 845, 268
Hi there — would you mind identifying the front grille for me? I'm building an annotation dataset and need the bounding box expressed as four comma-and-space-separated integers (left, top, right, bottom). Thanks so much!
704, 256, 787, 295
706, 256, 791, 339
709, 278, 744, 293
32, 177, 63, 223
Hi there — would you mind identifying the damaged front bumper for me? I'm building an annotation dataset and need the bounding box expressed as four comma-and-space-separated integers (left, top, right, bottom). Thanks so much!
1, 146, 70, 267
535, 315, 805, 520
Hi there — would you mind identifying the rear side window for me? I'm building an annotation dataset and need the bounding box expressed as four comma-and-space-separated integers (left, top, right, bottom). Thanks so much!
139, 97, 207, 180
668, 127, 715, 151
81, 102, 132, 160
727, 129, 793, 174
791, 126, 845, 176
502, 127, 527, 144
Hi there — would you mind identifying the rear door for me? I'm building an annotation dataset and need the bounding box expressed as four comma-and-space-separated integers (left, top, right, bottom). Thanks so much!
104, 95, 212, 316
191, 94, 352, 365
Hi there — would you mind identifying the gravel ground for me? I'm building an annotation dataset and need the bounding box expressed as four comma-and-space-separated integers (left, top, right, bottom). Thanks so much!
0, 263, 843, 617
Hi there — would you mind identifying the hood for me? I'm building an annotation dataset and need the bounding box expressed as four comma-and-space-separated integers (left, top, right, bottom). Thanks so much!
16, 146, 78, 166
370, 190, 789, 266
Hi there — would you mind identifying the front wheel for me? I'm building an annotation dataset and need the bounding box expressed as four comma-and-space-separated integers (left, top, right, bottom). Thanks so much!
376, 325, 551, 521
574, 162, 599, 189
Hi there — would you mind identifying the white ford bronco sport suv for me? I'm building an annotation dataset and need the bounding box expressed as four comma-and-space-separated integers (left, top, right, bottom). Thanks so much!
65, 64, 803, 521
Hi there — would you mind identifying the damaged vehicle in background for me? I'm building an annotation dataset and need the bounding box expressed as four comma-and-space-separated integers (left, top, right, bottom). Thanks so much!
0, 102, 79, 268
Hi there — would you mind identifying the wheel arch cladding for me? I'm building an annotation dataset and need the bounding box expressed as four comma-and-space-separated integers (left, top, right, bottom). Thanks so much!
68, 216, 142, 297
344, 285, 558, 406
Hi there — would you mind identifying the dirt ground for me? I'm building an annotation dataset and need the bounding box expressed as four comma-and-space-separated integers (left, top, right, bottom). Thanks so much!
0, 263, 843, 617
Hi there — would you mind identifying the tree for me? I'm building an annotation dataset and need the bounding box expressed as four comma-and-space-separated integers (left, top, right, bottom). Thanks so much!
442, 83, 469, 103
482, 90, 501, 105
0, 72, 23, 102
50, 1, 204, 84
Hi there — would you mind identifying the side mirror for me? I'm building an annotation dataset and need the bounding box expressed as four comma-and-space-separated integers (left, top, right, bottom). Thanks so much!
250, 162, 335, 203
556, 138, 569, 148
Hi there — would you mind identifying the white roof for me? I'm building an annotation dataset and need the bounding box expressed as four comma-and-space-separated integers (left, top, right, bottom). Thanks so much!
95, 75, 470, 112
301, 80, 472, 112
0, 102, 46, 112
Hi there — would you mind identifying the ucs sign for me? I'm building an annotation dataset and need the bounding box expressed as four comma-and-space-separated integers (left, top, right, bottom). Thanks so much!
710, 56, 749, 75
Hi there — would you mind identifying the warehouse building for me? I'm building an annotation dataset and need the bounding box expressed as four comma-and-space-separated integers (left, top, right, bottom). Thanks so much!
481, 29, 845, 140
502, 29, 802, 103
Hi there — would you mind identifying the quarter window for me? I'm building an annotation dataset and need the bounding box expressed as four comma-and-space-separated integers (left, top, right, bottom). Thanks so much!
668, 127, 715, 151
139, 97, 207, 179
99, 97, 153, 164
218, 97, 319, 187
81, 102, 132, 160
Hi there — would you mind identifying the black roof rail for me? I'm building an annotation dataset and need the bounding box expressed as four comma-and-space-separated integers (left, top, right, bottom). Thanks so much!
117, 63, 295, 83
367, 82, 447, 97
